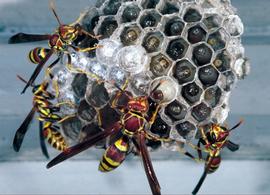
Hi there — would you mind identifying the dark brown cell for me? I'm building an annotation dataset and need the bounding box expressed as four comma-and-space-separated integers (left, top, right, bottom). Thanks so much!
150, 115, 171, 138
191, 103, 211, 122
85, 81, 110, 108
98, 17, 118, 38
103, 0, 121, 15
120, 25, 141, 46
173, 60, 196, 84
141, 0, 159, 9
188, 25, 206, 44
150, 53, 172, 77
198, 65, 219, 87
165, 100, 187, 121
182, 82, 202, 105
139, 11, 161, 28
175, 121, 196, 139
183, 8, 202, 23
61, 116, 82, 140
77, 99, 97, 122
79, 123, 105, 147
142, 32, 163, 53
193, 44, 213, 66
208, 30, 227, 51
204, 86, 222, 108
160, 2, 179, 15
164, 17, 185, 36
166, 38, 188, 60
71, 73, 88, 99
122, 5, 141, 23
213, 50, 231, 72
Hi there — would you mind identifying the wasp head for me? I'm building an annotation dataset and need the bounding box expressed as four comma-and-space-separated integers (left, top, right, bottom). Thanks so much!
58, 25, 78, 43
127, 96, 149, 113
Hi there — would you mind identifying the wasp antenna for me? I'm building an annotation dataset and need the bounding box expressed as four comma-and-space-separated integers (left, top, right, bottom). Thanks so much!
49, 0, 62, 26
16, 75, 35, 87
230, 119, 244, 131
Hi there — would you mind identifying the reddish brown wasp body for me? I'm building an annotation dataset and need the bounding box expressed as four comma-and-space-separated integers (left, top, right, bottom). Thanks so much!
46, 81, 170, 195
9, 0, 100, 94
182, 121, 243, 195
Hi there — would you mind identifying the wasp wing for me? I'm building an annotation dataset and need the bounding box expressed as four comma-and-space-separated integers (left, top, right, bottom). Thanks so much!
21, 48, 54, 94
225, 140, 240, 152
39, 121, 50, 159
47, 125, 120, 169
13, 107, 36, 152
135, 132, 161, 195
9, 33, 51, 44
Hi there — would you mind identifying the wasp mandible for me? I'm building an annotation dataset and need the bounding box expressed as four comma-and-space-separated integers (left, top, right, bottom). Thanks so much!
9, 0, 100, 94
13, 75, 70, 158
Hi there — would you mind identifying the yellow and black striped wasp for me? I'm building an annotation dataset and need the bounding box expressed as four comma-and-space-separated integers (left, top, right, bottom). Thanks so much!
46, 80, 171, 195
8, 0, 100, 94
178, 120, 243, 195
13, 75, 68, 158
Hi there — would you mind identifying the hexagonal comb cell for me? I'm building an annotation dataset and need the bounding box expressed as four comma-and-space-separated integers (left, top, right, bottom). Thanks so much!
103, 0, 121, 15
182, 82, 202, 105
165, 100, 187, 122
173, 59, 196, 84
61, 116, 82, 140
164, 17, 185, 36
208, 29, 229, 51
175, 121, 196, 139
121, 5, 141, 23
203, 14, 222, 30
187, 24, 207, 44
159, 1, 179, 15
166, 38, 189, 60
150, 53, 172, 77
222, 71, 236, 92
139, 10, 161, 28
192, 43, 213, 66
142, 31, 164, 53
150, 114, 171, 138
204, 86, 222, 108
97, 17, 118, 38
141, 0, 159, 9
71, 73, 88, 99
120, 25, 141, 46
198, 65, 219, 87
191, 102, 211, 122
81, 9, 100, 33
77, 99, 97, 122
213, 50, 232, 72
183, 8, 202, 23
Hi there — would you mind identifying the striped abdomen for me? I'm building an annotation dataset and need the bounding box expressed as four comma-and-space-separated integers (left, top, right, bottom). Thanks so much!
206, 155, 221, 174
28, 47, 50, 64
43, 123, 67, 151
99, 136, 129, 172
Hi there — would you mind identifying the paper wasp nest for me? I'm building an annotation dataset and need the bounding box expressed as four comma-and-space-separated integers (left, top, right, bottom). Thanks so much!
52, 0, 249, 149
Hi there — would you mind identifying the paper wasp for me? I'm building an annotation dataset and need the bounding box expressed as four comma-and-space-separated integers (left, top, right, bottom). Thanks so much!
178, 120, 242, 195
46, 78, 175, 195
8, 0, 100, 94
13, 75, 69, 158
